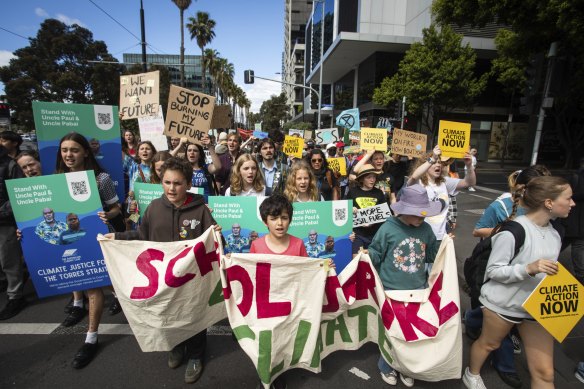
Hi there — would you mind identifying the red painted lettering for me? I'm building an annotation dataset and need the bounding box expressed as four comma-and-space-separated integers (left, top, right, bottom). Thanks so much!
256, 263, 291, 319
224, 265, 254, 316
165, 246, 196, 287
193, 241, 220, 276
130, 249, 164, 299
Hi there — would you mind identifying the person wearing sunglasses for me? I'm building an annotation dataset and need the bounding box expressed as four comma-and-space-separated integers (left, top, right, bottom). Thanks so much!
305, 149, 340, 201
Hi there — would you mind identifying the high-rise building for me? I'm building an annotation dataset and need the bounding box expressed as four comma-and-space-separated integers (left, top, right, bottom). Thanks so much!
123, 53, 212, 94
285, 1, 541, 161
282, 0, 313, 120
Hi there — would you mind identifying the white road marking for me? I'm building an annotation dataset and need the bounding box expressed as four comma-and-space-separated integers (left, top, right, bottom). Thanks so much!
473, 185, 504, 195
348, 367, 370, 380
465, 209, 485, 215
0, 323, 232, 336
469, 194, 493, 200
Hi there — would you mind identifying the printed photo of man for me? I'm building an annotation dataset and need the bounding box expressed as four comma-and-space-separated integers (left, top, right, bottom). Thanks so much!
35, 208, 68, 245
304, 229, 325, 258
317, 236, 336, 259
59, 213, 87, 245
226, 223, 249, 254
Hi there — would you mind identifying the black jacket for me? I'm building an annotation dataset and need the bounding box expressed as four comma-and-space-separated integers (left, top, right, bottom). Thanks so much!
0, 145, 25, 226
563, 169, 584, 238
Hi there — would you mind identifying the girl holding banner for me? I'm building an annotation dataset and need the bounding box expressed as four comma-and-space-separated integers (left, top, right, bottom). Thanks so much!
126, 141, 157, 191
224, 154, 265, 197
55, 132, 124, 369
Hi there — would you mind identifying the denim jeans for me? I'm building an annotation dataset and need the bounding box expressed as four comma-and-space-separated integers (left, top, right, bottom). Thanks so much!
465, 308, 517, 373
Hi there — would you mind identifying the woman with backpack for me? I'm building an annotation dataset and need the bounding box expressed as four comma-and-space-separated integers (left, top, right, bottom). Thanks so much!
306, 149, 340, 201
463, 176, 575, 389
466, 165, 551, 389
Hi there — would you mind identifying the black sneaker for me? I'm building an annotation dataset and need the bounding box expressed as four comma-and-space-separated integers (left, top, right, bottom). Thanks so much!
62, 306, 87, 327
0, 298, 27, 320
64, 297, 74, 314
72, 342, 99, 369
495, 368, 522, 388
108, 297, 122, 315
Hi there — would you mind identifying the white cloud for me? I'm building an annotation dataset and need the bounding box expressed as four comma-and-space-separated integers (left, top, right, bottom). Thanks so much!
56, 13, 85, 27
243, 79, 283, 113
0, 50, 16, 67
35, 8, 49, 17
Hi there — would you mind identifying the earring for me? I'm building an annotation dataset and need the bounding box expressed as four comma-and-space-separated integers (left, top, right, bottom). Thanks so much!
548, 207, 553, 213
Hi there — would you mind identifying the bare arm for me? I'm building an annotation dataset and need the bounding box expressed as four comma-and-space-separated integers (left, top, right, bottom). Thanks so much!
169, 137, 187, 157
348, 150, 373, 181
407, 145, 441, 186
473, 228, 493, 238
456, 152, 476, 190
201, 135, 221, 174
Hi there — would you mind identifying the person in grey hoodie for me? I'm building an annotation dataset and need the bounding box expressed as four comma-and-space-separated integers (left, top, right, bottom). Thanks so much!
463, 176, 575, 389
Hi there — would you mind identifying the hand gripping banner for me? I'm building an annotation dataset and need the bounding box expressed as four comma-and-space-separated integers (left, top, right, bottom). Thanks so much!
98, 227, 227, 351
221, 236, 462, 386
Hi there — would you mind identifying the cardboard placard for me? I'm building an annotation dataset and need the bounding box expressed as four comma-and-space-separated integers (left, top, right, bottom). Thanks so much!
522, 263, 583, 342
327, 157, 347, 176
353, 203, 392, 228
289, 129, 304, 138
164, 85, 215, 144
210, 105, 232, 129
138, 105, 168, 151
304, 130, 313, 140
282, 135, 304, 159
315, 128, 340, 145
391, 128, 427, 158
438, 120, 471, 159
360, 127, 387, 151
120, 71, 160, 120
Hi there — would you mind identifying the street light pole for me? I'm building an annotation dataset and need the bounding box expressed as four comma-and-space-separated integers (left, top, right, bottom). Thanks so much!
316, 0, 325, 130
140, 0, 147, 72
253, 75, 320, 108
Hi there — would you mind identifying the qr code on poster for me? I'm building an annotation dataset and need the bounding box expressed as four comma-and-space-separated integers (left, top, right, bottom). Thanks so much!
97, 113, 111, 125
334, 208, 346, 222
70, 181, 88, 196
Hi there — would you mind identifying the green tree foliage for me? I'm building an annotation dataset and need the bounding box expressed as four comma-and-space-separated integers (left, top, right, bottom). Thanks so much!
258, 93, 290, 131
282, 121, 312, 132
372, 25, 486, 136
0, 19, 122, 130
187, 11, 216, 94
432, 0, 584, 166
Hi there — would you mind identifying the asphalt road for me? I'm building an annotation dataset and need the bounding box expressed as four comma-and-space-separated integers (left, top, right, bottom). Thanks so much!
0, 176, 582, 389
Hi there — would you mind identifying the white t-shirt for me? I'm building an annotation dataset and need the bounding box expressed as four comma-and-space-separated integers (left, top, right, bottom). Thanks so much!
224, 187, 266, 197
422, 177, 459, 240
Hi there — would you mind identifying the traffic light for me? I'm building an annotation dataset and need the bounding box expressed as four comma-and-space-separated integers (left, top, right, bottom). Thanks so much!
244, 70, 255, 84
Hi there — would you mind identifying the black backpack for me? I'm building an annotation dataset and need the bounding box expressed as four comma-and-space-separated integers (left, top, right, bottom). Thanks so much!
464, 219, 565, 309
463, 220, 526, 309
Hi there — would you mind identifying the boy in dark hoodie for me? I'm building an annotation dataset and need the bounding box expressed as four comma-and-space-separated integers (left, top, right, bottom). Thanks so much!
110, 157, 218, 384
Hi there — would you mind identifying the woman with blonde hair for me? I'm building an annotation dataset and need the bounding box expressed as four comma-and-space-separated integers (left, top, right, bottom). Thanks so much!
284, 160, 321, 202
463, 176, 574, 389
225, 154, 265, 196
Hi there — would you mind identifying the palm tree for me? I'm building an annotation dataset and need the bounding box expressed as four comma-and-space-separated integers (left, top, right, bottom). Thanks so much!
187, 11, 216, 94
171, 0, 192, 87
203, 48, 219, 98
216, 58, 234, 104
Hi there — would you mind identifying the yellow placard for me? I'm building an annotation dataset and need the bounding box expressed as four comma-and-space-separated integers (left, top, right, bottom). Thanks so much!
327, 157, 347, 176
391, 128, 427, 158
283, 135, 304, 159
360, 127, 387, 151
522, 263, 583, 342
438, 120, 471, 159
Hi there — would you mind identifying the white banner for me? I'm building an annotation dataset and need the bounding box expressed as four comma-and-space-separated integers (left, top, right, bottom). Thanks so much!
353, 203, 392, 227
222, 236, 462, 386
98, 228, 226, 351
137, 105, 168, 151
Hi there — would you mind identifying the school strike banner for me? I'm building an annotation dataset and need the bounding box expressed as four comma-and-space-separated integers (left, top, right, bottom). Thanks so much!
222, 236, 462, 386
7, 171, 110, 297
208, 197, 353, 271
165, 85, 215, 144
438, 120, 471, 159
315, 128, 340, 145
120, 71, 160, 119
138, 106, 168, 151
98, 228, 226, 352
391, 128, 427, 158
361, 127, 387, 151
282, 135, 304, 159
522, 263, 583, 342
32, 101, 125, 202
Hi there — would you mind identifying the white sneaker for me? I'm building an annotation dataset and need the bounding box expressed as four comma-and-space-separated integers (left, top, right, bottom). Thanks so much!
462, 367, 486, 389
468, 187, 476, 192
380, 370, 398, 385
400, 373, 414, 387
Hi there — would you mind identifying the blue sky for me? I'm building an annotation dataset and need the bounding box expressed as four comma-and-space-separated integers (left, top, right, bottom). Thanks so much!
0, 0, 287, 111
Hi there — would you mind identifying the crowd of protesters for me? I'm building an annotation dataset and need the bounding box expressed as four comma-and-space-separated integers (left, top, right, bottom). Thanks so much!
0, 127, 582, 388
